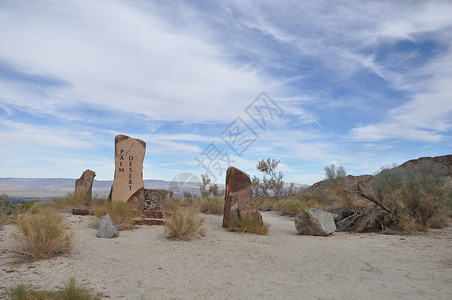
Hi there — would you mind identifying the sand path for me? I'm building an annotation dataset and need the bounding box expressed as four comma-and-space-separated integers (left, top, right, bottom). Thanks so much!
1, 211, 451, 299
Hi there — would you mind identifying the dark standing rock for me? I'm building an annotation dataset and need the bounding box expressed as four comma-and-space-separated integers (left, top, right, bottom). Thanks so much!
294, 208, 336, 236
222, 166, 262, 228
109, 134, 146, 210
74, 169, 96, 206
97, 214, 119, 238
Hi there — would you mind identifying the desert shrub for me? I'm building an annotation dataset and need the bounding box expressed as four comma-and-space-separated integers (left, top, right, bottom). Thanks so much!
54, 193, 86, 212
94, 201, 134, 230
0, 206, 6, 230
23, 201, 37, 210
3, 278, 95, 300
13, 208, 73, 260
161, 195, 200, 212
198, 197, 224, 215
300, 190, 333, 210
371, 160, 451, 232
275, 198, 306, 216
253, 158, 285, 199
254, 196, 276, 211
226, 218, 269, 235
91, 195, 106, 207
164, 207, 205, 240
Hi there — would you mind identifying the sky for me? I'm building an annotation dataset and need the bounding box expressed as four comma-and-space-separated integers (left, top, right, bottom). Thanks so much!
0, 0, 451, 185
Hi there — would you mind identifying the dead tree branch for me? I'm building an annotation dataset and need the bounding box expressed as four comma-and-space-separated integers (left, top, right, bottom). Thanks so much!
343, 182, 394, 215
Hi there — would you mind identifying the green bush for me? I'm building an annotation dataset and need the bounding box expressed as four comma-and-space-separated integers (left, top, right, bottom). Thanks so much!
3, 278, 96, 300
226, 218, 269, 235
13, 208, 73, 260
164, 207, 205, 240
23, 201, 37, 210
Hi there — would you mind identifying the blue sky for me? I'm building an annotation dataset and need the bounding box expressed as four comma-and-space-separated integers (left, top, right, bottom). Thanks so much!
0, 0, 451, 185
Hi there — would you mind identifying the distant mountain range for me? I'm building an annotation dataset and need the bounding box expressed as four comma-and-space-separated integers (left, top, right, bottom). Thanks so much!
0, 178, 189, 199
4, 154, 448, 202
0, 177, 307, 201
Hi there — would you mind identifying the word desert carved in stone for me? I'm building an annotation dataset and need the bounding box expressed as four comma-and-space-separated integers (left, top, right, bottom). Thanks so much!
109, 134, 146, 210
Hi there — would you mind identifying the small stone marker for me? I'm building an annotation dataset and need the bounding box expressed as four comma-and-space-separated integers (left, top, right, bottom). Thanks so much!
97, 214, 119, 238
222, 166, 262, 228
294, 208, 336, 236
74, 169, 96, 206
109, 134, 146, 210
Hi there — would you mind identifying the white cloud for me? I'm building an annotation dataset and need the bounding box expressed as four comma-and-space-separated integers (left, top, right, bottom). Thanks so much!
0, 0, 281, 123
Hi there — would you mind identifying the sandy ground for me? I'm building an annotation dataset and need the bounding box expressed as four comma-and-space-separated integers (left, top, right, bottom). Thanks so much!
1, 211, 451, 300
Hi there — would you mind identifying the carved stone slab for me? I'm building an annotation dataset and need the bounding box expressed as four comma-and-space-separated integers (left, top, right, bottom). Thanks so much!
110, 135, 146, 209
144, 189, 173, 210
74, 169, 96, 206
222, 166, 262, 228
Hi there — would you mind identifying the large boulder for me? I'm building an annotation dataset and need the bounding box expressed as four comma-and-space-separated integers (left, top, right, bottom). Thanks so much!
97, 214, 119, 238
109, 134, 146, 210
294, 208, 336, 236
74, 169, 96, 206
222, 166, 262, 228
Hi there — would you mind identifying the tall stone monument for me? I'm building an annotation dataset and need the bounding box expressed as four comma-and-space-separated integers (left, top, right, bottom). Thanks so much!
222, 166, 262, 228
109, 134, 146, 210
74, 169, 96, 206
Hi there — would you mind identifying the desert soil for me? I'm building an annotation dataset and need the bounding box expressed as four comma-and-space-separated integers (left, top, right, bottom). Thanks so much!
1, 211, 451, 300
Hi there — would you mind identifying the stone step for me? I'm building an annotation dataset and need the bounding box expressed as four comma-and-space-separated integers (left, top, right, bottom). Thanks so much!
72, 208, 94, 215
133, 218, 166, 226
140, 210, 173, 219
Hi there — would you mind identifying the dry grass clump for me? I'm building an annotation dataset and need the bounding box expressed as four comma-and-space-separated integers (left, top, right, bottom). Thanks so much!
13, 208, 73, 260
94, 201, 135, 231
198, 197, 224, 215
227, 218, 269, 235
164, 207, 205, 241
3, 277, 96, 300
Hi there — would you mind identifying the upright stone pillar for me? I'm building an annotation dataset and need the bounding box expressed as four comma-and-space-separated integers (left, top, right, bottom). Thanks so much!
74, 169, 96, 206
110, 134, 146, 210
222, 166, 262, 228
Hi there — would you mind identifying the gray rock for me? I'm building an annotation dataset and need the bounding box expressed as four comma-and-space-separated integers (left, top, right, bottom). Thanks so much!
294, 208, 336, 236
97, 214, 119, 238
